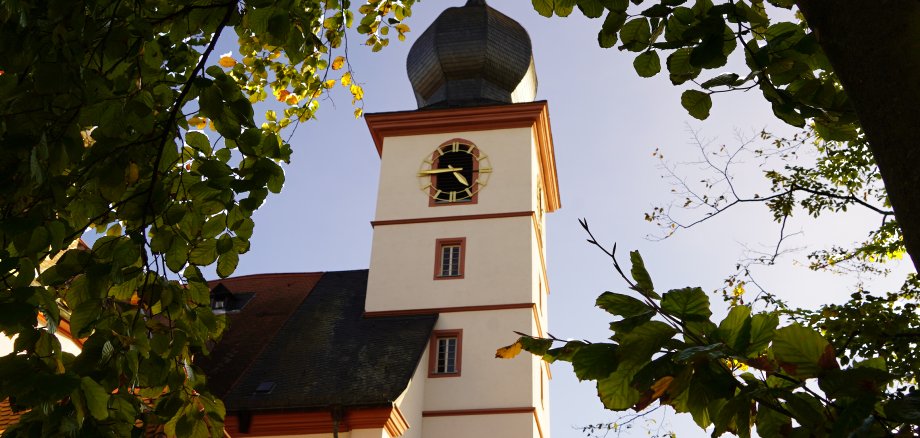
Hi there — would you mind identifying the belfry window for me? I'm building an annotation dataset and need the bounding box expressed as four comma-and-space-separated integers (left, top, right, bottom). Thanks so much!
429, 330, 462, 377
434, 238, 466, 279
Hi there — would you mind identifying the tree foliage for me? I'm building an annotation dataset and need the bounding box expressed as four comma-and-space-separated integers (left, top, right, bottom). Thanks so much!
513, 1, 920, 435
0, 0, 414, 435
529, 0, 920, 275
498, 221, 920, 437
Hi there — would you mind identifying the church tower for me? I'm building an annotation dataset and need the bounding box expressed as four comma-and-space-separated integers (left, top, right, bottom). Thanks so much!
364, 1, 560, 437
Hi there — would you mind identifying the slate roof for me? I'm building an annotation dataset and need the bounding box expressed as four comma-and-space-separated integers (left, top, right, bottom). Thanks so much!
199, 270, 437, 412
198, 272, 323, 398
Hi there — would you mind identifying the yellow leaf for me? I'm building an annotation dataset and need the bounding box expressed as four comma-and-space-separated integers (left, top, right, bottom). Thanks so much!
285, 94, 299, 105
208, 120, 216, 131
341, 71, 352, 86
395, 23, 410, 33
218, 56, 237, 68
331, 56, 345, 70
125, 162, 139, 184
269, 51, 282, 60
350, 84, 364, 101
650, 376, 674, 399
187, 116, 207, 130
324, 79, 336, 89
130, 292, 140, 306
276, 89, 291, 102
265, 110, 277, 122
354, 108, 363, 118
495, 341, 523, 359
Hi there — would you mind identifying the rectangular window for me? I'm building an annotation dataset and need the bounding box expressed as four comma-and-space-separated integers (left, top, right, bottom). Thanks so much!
434, 238, 466, 280
429, 330, 462, 377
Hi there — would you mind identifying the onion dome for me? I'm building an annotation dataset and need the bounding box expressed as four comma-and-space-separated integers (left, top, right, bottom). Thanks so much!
407, 0, 538, 109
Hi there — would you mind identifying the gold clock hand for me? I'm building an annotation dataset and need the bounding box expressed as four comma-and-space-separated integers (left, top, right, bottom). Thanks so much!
417, 167, 464, 176
452, 171, 469, 186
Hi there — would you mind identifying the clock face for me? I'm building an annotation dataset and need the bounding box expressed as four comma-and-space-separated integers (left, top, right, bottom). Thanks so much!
418, 141, 492, 203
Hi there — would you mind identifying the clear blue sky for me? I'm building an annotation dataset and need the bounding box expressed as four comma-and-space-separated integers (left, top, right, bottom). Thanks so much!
213, 2, 909, 436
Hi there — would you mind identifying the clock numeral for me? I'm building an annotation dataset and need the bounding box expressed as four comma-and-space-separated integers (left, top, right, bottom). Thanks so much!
451, 142, 460, 152
477, 154, 488, 162
463, 188, 473, 198
478, 167, 492, 173
434, 189, 443, 199
424, 158, 433, 165
437, 148, 446, 156
448, 191, 457, 202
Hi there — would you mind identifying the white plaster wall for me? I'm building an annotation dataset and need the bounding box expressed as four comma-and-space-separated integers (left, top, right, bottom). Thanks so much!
394, 349, 428, 438
421, 413, 539, 438
423, 311, 536, 411
373, 127, 535, 221
366, 217, 536, 312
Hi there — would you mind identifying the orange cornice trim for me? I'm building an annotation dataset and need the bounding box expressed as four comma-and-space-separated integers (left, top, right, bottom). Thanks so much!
364, 302, 533, 317
533, 410, 546, 438
365, 101, 560, 212
385, 406, 410, 438
371, 211, 533, 227
224, 406, 407, 437
422, 407, 535, 417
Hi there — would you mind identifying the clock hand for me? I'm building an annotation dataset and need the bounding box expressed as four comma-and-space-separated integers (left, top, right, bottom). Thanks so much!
452, 171, 469, 186
417, 167, 464, 176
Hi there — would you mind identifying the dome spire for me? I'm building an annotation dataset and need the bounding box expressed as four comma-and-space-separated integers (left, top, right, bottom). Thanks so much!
406, 1, 538, 109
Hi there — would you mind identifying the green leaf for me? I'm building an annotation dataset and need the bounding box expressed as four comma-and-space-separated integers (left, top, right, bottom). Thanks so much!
543, 340, 587, 363
165, 238, 188, 273
577, 0, 606, 18
756, 403, 792, 437
599, 10, 627, 48
716, 305, 751, 352
188, 239, 218, 265
185, 131, 211, 155
661, 287, 710, 321
666, 47, 701, 85
597, 368, 641, 409
640, 4, 672, 17
519, 336, 554, 356
689, 33, 727, 69
633, 51, 661, 77
680, 89, 712, 119
555, 0, 577, 16
572, 344, 619, 380
596, 292, 653, 317
700, 72, 740, 89
773, 323, 836, 379
813, 118, 858, 142
216, 251, 239, 278
629, 250, 658, 298
80, 377, 110, 420
818, 367, 893, 399
532, 0, 554, 17
747, 312, 778, 354
619, 18, 651, 51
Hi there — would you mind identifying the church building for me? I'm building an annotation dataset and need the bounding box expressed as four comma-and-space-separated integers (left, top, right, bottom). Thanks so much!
200, 1, 561, 437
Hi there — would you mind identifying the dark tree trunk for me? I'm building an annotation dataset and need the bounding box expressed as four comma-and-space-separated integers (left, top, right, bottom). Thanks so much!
796, 0, 920, 273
